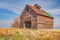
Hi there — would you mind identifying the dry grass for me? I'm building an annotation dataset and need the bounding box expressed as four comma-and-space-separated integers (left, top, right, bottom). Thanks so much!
0, 28, 60, 40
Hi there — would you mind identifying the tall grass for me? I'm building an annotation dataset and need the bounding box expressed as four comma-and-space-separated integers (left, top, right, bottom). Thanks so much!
0, 28, 60, 40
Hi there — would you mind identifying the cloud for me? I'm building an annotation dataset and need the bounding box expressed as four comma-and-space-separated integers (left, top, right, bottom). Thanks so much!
0, 20, 13, 28
54, 19, 60, 29
0, 0, 58, 14
46, 9, 60, 15
0, 2, 23, 14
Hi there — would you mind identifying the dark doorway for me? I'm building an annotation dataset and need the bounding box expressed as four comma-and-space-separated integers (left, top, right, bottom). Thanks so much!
25, 21, 31, 28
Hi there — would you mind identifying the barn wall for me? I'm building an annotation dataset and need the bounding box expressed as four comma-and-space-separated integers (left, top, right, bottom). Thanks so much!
20, 5, 37, 29
37, 15, 53, 29
20, 12, 31, 28
31, 13, 37, 29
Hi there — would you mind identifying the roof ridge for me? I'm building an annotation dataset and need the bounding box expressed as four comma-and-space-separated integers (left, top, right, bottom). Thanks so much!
41, 10, 53, 17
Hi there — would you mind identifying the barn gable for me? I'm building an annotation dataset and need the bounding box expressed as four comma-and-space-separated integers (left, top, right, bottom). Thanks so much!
20, 4, 37, 19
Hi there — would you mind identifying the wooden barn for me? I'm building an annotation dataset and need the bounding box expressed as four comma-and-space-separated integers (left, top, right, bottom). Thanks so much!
20, 4, 53, 29
15, 4, 54, 29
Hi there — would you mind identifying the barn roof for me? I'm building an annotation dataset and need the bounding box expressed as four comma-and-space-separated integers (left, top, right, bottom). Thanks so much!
27, 4, 53, 18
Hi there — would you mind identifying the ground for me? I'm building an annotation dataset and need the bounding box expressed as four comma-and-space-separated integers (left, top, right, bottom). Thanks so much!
0, 28, 60, 40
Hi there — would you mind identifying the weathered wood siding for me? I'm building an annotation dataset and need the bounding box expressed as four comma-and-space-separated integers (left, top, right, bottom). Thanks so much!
20, 12, 31, 28
37, 15, 53, 29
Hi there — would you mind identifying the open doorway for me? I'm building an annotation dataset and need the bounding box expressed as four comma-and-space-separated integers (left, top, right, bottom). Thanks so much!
25, 21, 31, 28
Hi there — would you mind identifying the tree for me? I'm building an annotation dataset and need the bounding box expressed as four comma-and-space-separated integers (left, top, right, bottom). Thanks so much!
11, 17, 20, 28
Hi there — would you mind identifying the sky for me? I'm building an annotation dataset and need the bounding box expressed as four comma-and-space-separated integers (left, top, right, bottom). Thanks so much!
0, 0, 60, 29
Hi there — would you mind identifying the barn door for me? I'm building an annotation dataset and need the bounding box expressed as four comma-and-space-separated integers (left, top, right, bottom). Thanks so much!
25, 21, 31, 28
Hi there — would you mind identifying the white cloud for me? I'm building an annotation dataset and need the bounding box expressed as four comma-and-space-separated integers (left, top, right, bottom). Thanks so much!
0, 0, 57, 14
54, 19, 60, 29
0, 20, 13, 28
0, 2, 22, 14
46, 9, 60, 14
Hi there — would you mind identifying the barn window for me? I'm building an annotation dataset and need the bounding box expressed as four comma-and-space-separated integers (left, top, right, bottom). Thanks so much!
26, 7, 31, 12
26, 7, 29, 11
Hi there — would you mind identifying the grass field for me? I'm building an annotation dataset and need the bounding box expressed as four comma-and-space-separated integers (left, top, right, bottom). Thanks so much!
0, 28, 60, 40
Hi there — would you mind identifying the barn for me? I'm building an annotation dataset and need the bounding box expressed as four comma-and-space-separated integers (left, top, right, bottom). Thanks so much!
19, 4, 53, 29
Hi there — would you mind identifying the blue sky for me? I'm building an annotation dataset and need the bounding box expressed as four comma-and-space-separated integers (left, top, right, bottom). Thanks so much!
0, 0, 60, 29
